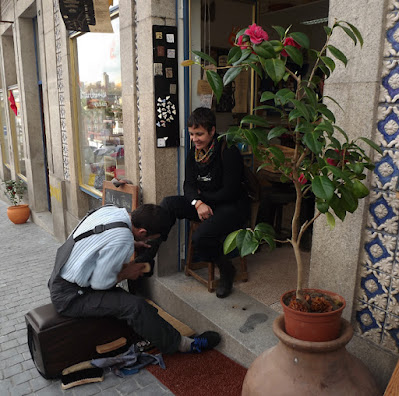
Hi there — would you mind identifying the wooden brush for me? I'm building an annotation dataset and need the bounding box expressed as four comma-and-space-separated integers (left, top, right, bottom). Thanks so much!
61, 361, 104, 390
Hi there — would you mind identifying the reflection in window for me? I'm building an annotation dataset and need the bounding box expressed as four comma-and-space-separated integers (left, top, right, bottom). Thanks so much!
11, 88, 26, 177
76, 17, 123, 193
0, 91, 10, 166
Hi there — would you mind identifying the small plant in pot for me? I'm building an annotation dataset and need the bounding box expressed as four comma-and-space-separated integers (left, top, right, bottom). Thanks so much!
183, 20, 381, 342
2, 179, 30, 224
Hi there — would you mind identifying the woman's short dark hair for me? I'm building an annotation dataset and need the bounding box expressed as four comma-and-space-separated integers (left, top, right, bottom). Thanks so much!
187, 107, 216, 133
131, 204, 169, 236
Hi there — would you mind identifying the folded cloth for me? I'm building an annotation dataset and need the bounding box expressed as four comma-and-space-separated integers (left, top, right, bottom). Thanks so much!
91, 343, 165, 377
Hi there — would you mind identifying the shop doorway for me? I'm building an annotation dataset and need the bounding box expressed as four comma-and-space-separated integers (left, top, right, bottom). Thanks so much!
187, 0, 329, 309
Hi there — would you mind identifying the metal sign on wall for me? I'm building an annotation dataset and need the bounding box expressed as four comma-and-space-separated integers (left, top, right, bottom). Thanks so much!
152, 25, 179, 148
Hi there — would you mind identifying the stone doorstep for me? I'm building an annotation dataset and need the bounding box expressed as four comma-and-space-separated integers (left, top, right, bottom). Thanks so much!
146, 272, 280, 368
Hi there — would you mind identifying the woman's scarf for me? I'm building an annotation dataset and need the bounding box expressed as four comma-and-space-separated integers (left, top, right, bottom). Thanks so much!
194, 136, 217, 165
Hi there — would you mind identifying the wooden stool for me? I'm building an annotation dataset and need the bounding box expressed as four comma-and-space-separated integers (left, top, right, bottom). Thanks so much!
184, 221, 248, 292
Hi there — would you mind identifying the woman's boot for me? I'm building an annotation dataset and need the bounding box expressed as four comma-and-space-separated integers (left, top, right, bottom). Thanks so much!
216, 257, 236, 298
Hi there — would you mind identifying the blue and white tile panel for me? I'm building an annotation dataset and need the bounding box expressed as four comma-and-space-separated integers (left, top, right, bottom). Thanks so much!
355, 0, 399, 354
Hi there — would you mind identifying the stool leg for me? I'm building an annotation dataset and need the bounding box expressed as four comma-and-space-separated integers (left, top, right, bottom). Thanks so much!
240, 257, 248, 282
207, 262, 215, 292
185, 226, 194, 276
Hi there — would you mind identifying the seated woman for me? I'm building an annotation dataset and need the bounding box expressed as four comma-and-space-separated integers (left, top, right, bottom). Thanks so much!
141, 107, 250, 298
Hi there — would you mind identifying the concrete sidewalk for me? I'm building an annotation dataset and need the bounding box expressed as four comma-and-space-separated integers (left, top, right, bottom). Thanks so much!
0, 199, 173, 396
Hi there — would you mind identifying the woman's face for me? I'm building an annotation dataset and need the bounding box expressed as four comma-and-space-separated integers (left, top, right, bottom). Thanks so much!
188, 125, 215, 151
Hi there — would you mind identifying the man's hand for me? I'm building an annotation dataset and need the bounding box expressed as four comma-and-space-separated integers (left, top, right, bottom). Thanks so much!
117, 262, 151, 282
134, 240, 151, 250
196, 201, 213, 221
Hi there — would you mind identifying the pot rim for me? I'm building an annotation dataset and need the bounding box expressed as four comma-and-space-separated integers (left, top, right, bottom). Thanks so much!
273, 315, 353, 351
281, 288, 346, 317
7, 204, 29, 209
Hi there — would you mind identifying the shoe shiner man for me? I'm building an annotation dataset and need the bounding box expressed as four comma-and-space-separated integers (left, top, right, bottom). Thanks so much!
48, 204, 220, 354
136, 108, 250, 298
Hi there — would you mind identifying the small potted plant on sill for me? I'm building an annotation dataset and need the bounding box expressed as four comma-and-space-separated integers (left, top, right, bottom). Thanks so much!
2, 179, 30, 224
182, 21, 381, 339
182, 20, 381, 396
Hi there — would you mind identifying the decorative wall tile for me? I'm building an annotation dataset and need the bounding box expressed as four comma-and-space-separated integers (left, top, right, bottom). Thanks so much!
371, 150, 399, 190
358, 266, 390, 310
355, 3, 399, 354
385, 13, 399, 57
361, 230, 395, 271
382, 313, 399, 353
355, 300, 384, 345
367, 190, 399, 234
377, 106, 399, 148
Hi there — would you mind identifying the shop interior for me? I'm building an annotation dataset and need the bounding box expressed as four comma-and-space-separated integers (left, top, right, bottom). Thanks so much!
190, 0, 329, 310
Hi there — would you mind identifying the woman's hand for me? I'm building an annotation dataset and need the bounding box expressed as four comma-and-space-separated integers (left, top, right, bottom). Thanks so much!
196, 200, 213, 221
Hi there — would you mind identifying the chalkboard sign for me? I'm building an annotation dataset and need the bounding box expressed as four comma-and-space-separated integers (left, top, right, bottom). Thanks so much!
102, 181, 139, 213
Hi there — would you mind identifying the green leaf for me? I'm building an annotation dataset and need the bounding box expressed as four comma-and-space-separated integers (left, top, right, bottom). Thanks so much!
346, 22, 364, 47
260, 91, 276, 102
289, 108, 302, 122
324, 26, 332, 36
205, 70, 223, 102
254, 222, 275, 236
240, 230, 259, 256
235, 29, 247, 41
312, 176, 335, 201
303, 86, 318, 107
247, 62, 264, 78
269, 40, 284, 52
317, 201, 329, 213
324, 95, 344, 112
333, 125, 349, 141
350, 162, 365, 175
192, 50, 217, 66
321, 56, 336, 72
288, 32, 310, 49
358, 137, 383, 154
275, 88, 296, 104
251, 127, 270, 145
303, 131, 323, 154
318, 64, 331, 78
223, 230, 240, 254
268, 126, 288, 140
264, 58, 286, 84
240, 114, 269, 127
329, 194, 347, 221
253, 41, 276, 59
315, 120, 334, 134
352, 179, 369, 198
272, 25, 285, 40
268, 145, 286, 164
326, 212, 335, 229
327, 45, 348, 66
284, 45, 303, 67
253, 104, 283, 115
223, 66, 243, 86
338, 25, 357, 45
227, 46, 242, 65
233, 49, 252, 66
243, 129, 259, 149
339, 185, 358, 213
318, 105, 336, 122
325, 165, 352, 185
292, 99, 311, 121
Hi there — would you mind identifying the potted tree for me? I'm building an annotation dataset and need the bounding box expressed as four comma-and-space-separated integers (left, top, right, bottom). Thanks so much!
2, 179, 30, 224
183, 20, 382, 395
183, 20, 380, 341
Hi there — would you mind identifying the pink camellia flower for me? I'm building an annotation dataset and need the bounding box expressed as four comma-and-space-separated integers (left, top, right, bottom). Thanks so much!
298, 173, 308, 185
237, 35, 250, 49
281, 37, 301, 57
244, 24, 269, 45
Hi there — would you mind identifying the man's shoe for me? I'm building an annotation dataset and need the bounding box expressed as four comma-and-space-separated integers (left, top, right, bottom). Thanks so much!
190, 331, 221, 353
216, 265, 236, 298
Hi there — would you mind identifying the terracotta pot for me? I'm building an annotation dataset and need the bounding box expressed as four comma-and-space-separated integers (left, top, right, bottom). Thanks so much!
7, 204, 30, 224
281, 288, 346, 342
242, 315, 380, 396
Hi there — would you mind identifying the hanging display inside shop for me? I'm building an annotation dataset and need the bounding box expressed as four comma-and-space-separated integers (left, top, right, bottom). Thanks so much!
152, 25, 180, 148
59, 0, 113, 33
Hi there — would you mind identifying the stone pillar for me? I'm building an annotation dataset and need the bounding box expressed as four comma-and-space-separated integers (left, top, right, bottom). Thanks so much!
14, 17, 48, 212
309, 0, 387, 320
135, 0, 180, 275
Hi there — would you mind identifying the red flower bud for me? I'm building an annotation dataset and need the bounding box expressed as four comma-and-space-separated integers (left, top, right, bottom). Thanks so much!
298, 173, 308, 185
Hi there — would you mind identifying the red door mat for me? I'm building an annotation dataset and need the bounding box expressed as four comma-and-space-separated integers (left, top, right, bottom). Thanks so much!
146, 349, 247, 396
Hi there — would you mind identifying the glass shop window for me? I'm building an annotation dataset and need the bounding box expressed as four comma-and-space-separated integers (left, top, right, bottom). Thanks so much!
0, 90, 10, 167
75, 16, 123, 194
